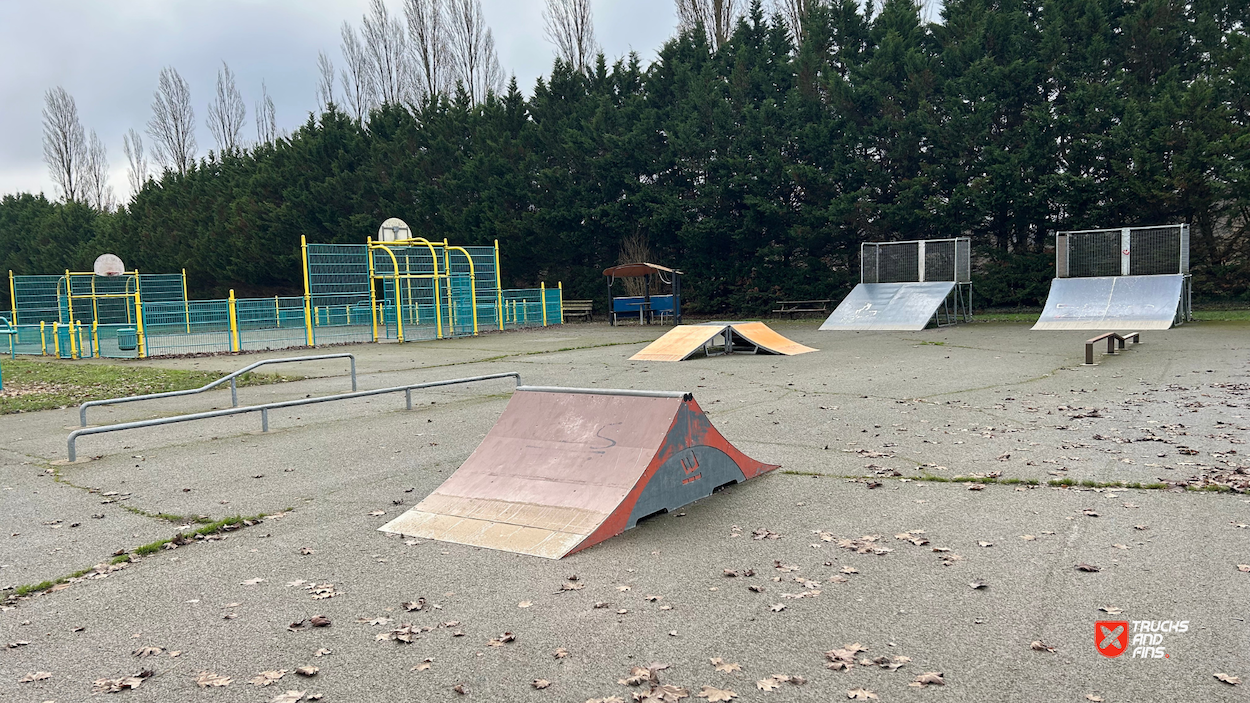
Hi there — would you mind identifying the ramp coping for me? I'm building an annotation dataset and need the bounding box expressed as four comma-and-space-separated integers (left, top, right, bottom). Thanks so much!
516, 385, 690, 399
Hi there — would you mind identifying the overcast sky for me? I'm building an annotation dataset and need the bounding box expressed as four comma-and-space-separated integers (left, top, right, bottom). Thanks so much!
0, 0, 679, 201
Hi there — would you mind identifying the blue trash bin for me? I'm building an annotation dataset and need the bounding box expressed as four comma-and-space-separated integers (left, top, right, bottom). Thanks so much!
117, 327, 138, 352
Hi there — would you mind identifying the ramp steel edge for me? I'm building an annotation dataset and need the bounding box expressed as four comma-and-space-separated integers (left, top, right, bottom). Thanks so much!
80, 353, 358, 427
66, 371, 520, 462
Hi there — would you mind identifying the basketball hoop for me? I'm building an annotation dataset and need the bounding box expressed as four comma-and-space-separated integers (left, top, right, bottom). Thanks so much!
93, 254, 125, 277
378, 217, 411, 242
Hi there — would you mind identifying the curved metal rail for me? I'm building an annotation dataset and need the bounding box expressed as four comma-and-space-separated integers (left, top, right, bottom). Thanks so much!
79, 353, 357, 427
67, 371, 520, 462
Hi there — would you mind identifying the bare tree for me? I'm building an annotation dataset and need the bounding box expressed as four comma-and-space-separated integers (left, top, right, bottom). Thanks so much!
676, 0, 742, 51
339, 22, 377, 121
256, 81, 277, 144
84, 130, 115, 211
404, 0, 448, 99
361, 0, 410, 105
42, 87, 87, 202
147, 67, 197, 175
316, 51, 336, 112
206, 61, 247, 152
123, 128, 148, 196
774, 0, 813, 45
543, 0, 598, 73
446, 0, 504, 103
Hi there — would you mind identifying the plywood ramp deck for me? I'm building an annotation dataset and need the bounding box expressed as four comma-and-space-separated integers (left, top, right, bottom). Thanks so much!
629, 323, 816, 362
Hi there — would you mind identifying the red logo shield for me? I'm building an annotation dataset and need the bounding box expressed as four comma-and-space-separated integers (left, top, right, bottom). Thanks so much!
1096, 620, 1129, 657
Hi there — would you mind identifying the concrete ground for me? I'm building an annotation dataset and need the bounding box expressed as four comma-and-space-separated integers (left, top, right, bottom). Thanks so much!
1, 319, 1248, 702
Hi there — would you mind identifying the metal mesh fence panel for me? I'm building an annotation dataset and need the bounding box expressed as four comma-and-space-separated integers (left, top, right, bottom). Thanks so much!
1129, 225, 1184, 275
12, 275, 61, 324
138, 274, 187, 303
237, 297, 312, 351
1065, 229, 1123, 277
143, 300, 231, 356
502, 289, 547, 328
308, 244, 371, 308
877, 242, 920, 283
925, 239, 956, 281
861, 244, 879, 284
955, 238, 971, 283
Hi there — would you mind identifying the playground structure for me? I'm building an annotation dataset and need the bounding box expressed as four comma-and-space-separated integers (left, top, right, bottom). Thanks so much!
380, 386, 778, 559
1033, 224, 1192, 330
630, 322, 818, 362
820, 237, 973, 331
5, 236, 562, 359
604, 263, 682, 325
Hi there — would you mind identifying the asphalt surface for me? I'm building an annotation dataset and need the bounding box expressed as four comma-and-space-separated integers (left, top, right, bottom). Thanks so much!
2, 319, 1248, 702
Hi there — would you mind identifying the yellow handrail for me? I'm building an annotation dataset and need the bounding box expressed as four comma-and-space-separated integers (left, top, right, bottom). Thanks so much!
446, 245, 479, 335
371, 243, 406, 343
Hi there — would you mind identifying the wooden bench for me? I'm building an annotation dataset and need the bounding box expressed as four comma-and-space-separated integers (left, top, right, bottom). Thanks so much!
1084, 332, 1140, 365
562, 299, 593, 322
773, 299, 833, 318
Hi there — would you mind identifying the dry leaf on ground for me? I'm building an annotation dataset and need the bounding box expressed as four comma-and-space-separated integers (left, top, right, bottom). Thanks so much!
846, 689, 879, 700
93, 671, 153, 693
555, 647, 570, 658
196, 671, 232, 688
1215, 673, 1241, 685
270, 691, 307, 703
18, 671, 52, 683
697, 685, 736, 701
1086, 695, 1105, 701
310, 615, 331, 627
250, 670, 287, 686
533, 679, 552, 689
910, 671, 945, 687
487, 632, 516, 647
710, 658, 741, 673
1031, 640, 1056, 653
295, 667, 319, 677
132, 646, 163, 658
1075, 563, 1101, 572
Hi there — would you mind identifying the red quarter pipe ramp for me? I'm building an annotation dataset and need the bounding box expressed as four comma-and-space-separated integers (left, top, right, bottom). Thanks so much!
379, 386, 777, 558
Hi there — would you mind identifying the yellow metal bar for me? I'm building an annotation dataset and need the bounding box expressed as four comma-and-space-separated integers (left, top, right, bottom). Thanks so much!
274, 296, 280, 329
443, 240, 454, 333
52, 321, 60, 357
374, 239, 442, 339
371, 243, 405, 343
228, 289, 240, 352
367, 236, 378, 342
8, 271, 15, 325
494, 240, 503, 331
558, 281, 563, 324
92, 320, 99, 358
301, 235, 314, 346
447, 246, 479, 336
182, 269, 190, 333
64, 271, 78, 358
541, 282, 547, 327
133, 269, 146, 358
90, 275, 98, 328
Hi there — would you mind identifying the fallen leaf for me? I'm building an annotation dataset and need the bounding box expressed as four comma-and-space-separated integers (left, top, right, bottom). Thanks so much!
967, 483, 984, 491
241, 577, 265, 585
770, 604, 786, 612
846, 689, 879, 700
1076, 563, 1101, 572
453, 683, 469, 695
369, 510, 385, 516
710, 658, 741, 673
487, 631, 516, 647
295, 667, 319, 677
1086, 695, 1105, 702
270, 691, 306, 703
92, 671, 152, 693
132, 646, 163, 658
969, 580, 988, 589
1215, 673, 1241, 685
18, 671, 52, 683
1031, 640, 1056, 653
978, 541, 993, 548
909, 671, 945, 687
1238, 565, 1250, 573
756, 678, 780, 691
196, 671, 232, 688
697, 685, 736, 701
403, 598, 426, 611
1099, 606, 1123, 614
554, 647, 569, 659
314, 648, 332, 657
1020, 535, 1036, 541
250, 670, 287, 686
533, 679, 552, 689
310, 615, 331, 627
841, 565, 859, 574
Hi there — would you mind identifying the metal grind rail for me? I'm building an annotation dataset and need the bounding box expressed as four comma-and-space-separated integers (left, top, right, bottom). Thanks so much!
67, 371, 521, 462
79, 353, 358, 427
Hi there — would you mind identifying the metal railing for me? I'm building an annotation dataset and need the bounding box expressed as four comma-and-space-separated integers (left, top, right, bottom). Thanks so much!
79, 353, 358, 427
67, 371, 520, 461
1083, 332, 1141, 365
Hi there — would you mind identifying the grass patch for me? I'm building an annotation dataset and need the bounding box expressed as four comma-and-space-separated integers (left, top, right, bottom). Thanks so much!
0, 358, 298, 414
130, 513, 267, 557
1193, 309, 1250, 322
12, 567, 95, 597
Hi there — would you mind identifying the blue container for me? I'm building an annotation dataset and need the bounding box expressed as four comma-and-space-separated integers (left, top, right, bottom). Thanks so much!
117, 327, 138, 352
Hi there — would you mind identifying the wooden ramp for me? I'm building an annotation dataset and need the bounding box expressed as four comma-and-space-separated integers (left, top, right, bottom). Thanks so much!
630, 322, 817, 362
379, 387, 777, 559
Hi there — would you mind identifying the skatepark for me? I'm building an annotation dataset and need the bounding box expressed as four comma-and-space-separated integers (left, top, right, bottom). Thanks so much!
3, 314, 1248, 701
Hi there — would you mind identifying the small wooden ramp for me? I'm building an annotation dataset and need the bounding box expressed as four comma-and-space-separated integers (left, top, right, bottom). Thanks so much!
630, 322, 817, 361
379, 387, 777, 559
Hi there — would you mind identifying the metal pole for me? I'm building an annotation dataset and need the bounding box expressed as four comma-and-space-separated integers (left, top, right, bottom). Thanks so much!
301, 235, 314, 347
367, 236, 378, 342
183, 269, 191, 333
541, 282, 548, 327
494, 239, 504, 331
405, 388, 412, 410
133, 270, 146, 359
231, 378, 238, 407
261, 408, 268, 432
228, 289, 240, 352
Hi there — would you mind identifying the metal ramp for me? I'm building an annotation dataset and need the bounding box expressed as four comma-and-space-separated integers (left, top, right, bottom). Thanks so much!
1032, 274, 1187, 330
629, 322, 817, 362
379, 387, 778, 559
819, 282, 961, 331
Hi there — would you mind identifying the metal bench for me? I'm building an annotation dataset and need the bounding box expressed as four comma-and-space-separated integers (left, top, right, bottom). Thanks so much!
773, 299, 832, 318
1084, 332, 1140, 365
562, 299, 593, 322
